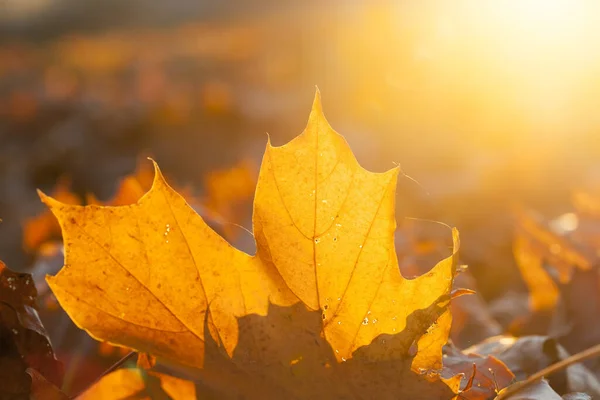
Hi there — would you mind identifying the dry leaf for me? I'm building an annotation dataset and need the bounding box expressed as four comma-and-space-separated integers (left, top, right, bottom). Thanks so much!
442, 343, 514, 400
42, 91, 461, 397
0, 262, 64, 399
466, 335, 600, 397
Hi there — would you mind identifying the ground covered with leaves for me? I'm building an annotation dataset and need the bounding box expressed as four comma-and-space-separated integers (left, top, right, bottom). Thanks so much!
3, 4, 600, 400
2, 90, 600, 399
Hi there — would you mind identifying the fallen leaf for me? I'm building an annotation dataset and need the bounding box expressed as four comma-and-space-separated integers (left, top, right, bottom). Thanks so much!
0, 262, 64, 399
76, 368, 196, 400
42, 90, 461, 396
442, 342, 514, 399
466, 335, 600, 397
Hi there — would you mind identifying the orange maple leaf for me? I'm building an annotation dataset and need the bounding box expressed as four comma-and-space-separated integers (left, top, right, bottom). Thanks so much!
41, 91, 462, 397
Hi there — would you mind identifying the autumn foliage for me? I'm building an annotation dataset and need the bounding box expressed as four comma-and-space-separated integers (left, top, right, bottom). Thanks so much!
34, 91, 463, 398
3, 90, 600, 399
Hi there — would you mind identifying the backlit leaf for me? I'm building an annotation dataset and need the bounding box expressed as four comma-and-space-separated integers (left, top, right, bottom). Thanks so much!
43, 90, 461, 396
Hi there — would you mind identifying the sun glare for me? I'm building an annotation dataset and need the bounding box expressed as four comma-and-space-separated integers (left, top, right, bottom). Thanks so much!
469, 0, 591, 49
517, 0, 582, 26
466, 0, 597, 136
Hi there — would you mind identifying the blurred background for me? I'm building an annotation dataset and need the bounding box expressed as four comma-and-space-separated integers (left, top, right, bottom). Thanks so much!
3, 0, 600, 392
4, 0, 600, 300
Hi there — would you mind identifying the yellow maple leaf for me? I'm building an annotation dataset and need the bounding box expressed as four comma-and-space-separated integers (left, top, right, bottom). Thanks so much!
41, 90, 461, 396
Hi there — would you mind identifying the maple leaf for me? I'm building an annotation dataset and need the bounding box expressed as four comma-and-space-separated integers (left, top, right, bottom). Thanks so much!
23, 163, 149, 253
41, 90, 461, 397
23, 154, 251, 253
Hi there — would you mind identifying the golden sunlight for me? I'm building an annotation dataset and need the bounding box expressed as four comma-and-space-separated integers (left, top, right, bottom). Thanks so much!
343, 0, 600, 144
465, 0, 596, 135
510, 0, 585, 31
327, 0, 600, 196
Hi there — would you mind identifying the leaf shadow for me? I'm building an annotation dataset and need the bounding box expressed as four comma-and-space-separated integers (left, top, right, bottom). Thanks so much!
195, 296, 457, 399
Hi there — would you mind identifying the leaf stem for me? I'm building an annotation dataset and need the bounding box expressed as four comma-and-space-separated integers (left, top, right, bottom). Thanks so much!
494, 343, 600, 399
70, 351, 136, 399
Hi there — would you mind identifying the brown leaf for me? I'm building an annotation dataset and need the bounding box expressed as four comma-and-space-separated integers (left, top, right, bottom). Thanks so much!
0, 262, 64, 399
442, 343, 514, 400
466, 335, 600, 397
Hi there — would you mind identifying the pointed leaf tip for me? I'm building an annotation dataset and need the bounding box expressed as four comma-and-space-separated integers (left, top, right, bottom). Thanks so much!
311, 87, 324, 117
37, 189, 53, 206
150, 159, 166, 187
